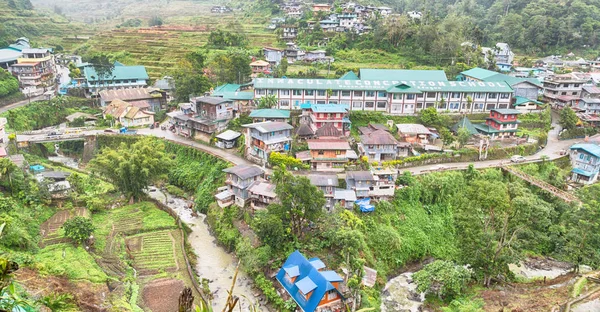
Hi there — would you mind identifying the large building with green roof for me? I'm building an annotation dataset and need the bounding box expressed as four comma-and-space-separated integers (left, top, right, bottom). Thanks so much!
459, 67, 542, 101
252, 73, 514, 115
81, 61, 149, 94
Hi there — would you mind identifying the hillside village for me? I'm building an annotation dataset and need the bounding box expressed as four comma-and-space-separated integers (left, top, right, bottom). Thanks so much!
4, 0, 600, 311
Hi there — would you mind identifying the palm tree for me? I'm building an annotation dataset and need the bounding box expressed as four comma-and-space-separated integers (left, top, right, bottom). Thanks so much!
258, 94, 278, 109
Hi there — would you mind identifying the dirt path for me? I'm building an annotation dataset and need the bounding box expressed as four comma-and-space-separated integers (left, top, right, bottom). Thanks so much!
167, 230, 180, 271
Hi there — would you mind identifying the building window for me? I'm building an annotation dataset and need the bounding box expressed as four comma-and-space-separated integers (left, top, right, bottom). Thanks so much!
426, 92, 436, 98
279, 100, 290, 107
378, 91, 387, 98
317, 100, 326, 104
452, 92, 460, 98
305, 90, 314, 96
393, 94, 401, 100
281, 90, 290, 96
574, 83, 581, 87
573, 92, 578, 95
352, 101, 362, 108
267, 89, 276, 95
342, 91, 351, 97
366, 91, 375, 97
449, 103, 459, 109
331, 90, 339, 96
293, 89, 302, 96
488, 93, 497, 99
561, 92, 567, 95
377, 101, 386, 109
329, 101, 338, 104
406, 94, 415, 100
354, 91, 363, 97
256, 89, 266, 95
365, 101, 374, 108
500, 93, 510, 99
317, 90, 326, 96
318, 150, 324, 155
340, 101, 350, 105
417, 93, 424, 98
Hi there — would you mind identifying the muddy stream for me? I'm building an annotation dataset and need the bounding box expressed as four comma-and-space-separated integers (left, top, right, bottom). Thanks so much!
147, 188, 263, 311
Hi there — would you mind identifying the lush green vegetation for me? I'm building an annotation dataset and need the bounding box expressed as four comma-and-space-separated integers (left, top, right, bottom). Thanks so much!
0, 69, 19, 99
2, 96, 96, 131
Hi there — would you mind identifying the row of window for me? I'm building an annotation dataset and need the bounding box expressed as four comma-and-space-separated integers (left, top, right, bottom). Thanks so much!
279, 99, 497, 111
258, 89, 510, 100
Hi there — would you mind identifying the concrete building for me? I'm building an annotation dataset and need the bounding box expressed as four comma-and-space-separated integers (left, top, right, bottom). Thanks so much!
543, 73, 589, 106
218, 165, 265, 207
9, 48, 56, 95
243, 121, 293, 163
474, 108, 521, 139
569, 143, 600, 185
358, 129, 410, 162
81, 61, 149, 95
306, 138, 357, 171
345, 171, 374, 198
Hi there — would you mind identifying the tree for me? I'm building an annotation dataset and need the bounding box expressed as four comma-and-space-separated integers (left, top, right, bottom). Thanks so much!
457, 127, 471, 147
148, 16, 163, 27
559, 106, 578, 131
252, 211, 289, 249
62, 216, 94, 246
173, 50, 212, 102
269, 166, 326, 238
84, 53, 115, 93
89, 138, 174, 201
419, 107, 442, 127
413, 260, 471, 301
275, 58, 288, 78
257, 94, 278, 109
440, 128, 454, 148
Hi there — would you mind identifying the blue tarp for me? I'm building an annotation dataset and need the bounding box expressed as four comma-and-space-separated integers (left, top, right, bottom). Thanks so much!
360, 204, 375, 212
356, 198, 375, 212
29, 165, 45, 172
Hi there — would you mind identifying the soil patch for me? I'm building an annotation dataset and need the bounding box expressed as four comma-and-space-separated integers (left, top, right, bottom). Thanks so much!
15, 268, 109, 312
142, 278, 184, 312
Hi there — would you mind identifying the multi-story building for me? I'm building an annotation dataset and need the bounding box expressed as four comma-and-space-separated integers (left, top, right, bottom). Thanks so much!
9, 48, 55, 94
81, 61, 149, 95
369, 167, 397, 199
243, 121, 293, 163
358, 129, 410, 162
253, 77, 514, 115
474, 108, 521, 139
582, 86, 600, 99
248, 181, 277, 212
0, 37, 30, 69
569, 143, 600, 184
345, 171, 375, 198
338, 14, 358, 29
281, 25, 298, 40
218, 165, 265, 207
308, 173, 339, 209
250, 60, 271, 76
306, 138, 356, 171
183, 96, 236, 139
99, 87, 167, 112
249, 109, 291, 123
460, 68, 542, 101
543, 73, 589, 106
264, 47, 284, 66
102, 99, 154, 128
578, 98, 600, 115
308, 104, 351, 137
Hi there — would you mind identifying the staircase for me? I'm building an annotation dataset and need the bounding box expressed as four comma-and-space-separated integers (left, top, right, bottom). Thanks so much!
502, 166, 582, 205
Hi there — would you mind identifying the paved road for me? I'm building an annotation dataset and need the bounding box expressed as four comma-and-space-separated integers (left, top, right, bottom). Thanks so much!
0, 95, 46, 114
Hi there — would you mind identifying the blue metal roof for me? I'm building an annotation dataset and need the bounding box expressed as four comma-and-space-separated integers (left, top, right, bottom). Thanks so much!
283, 265, 300, 277
311, 104, 349, 113
309, 258, 326, 270
276, 250, 344, 312
295, 276, 317, 294
570, 143, 600, 158
320, 270, 343, 282
572, 167, 597, 177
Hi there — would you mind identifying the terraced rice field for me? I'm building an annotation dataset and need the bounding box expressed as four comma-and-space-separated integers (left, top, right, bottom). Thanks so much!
126, 230, 182, 276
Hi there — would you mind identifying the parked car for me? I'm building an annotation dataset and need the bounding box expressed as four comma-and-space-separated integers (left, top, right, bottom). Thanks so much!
46, 131, 63, 137
510, 155, 526, 163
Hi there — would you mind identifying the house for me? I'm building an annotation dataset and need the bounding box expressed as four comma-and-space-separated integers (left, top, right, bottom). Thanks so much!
305, 50, 331, 63
577, 113, 600, 128
338, 14, 358, 28
81, 61, 149, 95
217, 165, 265, 207
407, 11, 422, 19
308, 104, 351, 137
212, 83, 255, 113
312, 3, 332, 12
103, 99, 155, 127
459, 68, 542, 102
153, 76, 175, 102
276, 250, 345, 312
578, 98, 600, 115
284, 43, 305, 63
99, 87, 167, 111
295, 124, 315, 140
569, 143, 600, 184
345, 171, 375, 199
0, 38, 30, 69
481, 43, 515, 71
543, 73, 589, 106
512, 96, 543, 113
451, 116, 479, 137
281, 25, 299, 40
264, 47, 284, 65
377, 6, 393, 16
249, 109, 291, 123
215, 130, 242, 149
187, 96, 236, 139
308, 173, 339, 209
396, 124, 433, 144
319, 20, 339, 31
36, 171, 72, 196
369, 167, 397, 199
248, 181, 277, 212
243, 121, 293, 163
306, 138, 357, 172
9, 48, 56, 95
358, 130, 410, 162
582, 86, 600, 99
474, 108, 521, 139
333, 189, 356, 209
250, 60, 271, 76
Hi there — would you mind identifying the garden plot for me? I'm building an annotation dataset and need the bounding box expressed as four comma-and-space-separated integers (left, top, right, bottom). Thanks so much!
39, 208, 89, 247
125, 230, 181, 276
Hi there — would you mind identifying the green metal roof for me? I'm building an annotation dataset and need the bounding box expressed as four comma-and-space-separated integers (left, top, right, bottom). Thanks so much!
253, 78, 513, 93
83, 64, 149, 82
513, 96, 543, 107
214, 83, 241, 94
386, 83, 422, 93
249, 109, 291, 119
339, 71, 359, 80
359, 69, 448, 81
451, 116, 478, 135
220, 91, 254, 100
461, 68, 499, 80
474, 123, 518, 134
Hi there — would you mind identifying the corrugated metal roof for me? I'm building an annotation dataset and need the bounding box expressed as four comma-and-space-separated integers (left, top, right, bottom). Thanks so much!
346, 171, 375, 181
308, 174, 339, 186
223, 165, 264, 179
359, 69, 448, 81
216, 130, 242, 141
396, 123, 432, 135
491, 108, 521, 115
83, 64, 149, 82
253, 77, 512, 92
99, 87, 159, 102
243, 121, 293, 133
249, 109, 291, 119
310, 104, 349, 113
307, 138, 350, 150
360, 130, 398, 145
570, 143, 600, 158
315, 123, 342, 137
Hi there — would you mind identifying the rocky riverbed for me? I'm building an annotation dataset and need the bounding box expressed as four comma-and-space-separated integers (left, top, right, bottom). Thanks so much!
380, 272, 425, 312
